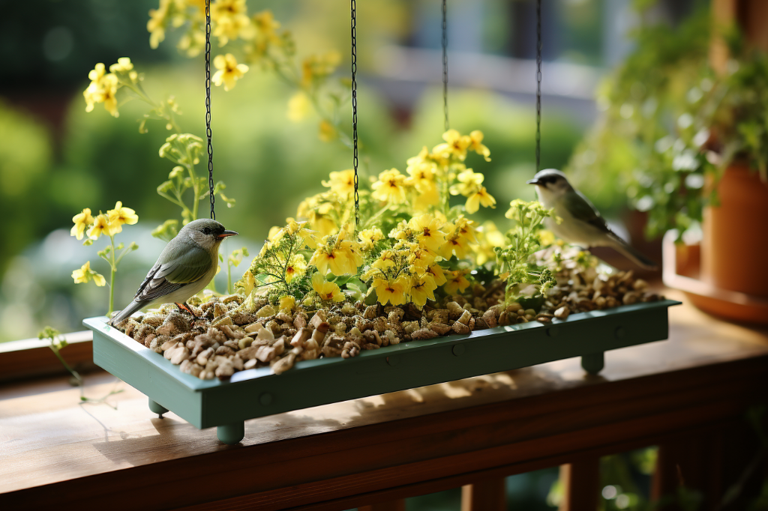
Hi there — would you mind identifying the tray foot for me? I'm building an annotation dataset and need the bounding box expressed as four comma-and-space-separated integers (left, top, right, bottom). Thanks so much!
148, 398, 169, 418
217, 423, 245, 445
581, 352, 604, 375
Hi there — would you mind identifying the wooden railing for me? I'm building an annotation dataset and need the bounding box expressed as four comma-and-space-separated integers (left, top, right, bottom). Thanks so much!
1, 291, 766, 510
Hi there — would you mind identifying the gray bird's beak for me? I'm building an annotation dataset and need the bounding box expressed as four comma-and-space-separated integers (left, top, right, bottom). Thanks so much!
217, 230, 239, 239
527, 178, 542, 185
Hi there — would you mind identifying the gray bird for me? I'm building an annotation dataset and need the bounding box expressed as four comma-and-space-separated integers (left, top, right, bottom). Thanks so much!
110, 219, 238, 325
528, 169, 657, 270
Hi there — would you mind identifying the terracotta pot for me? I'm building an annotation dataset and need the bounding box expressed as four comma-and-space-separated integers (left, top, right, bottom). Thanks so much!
701, 164, 768, 298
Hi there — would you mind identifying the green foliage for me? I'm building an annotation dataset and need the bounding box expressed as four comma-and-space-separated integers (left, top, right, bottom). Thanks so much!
0, 100, 52, 274
496, 200, 556, 305
567, 8, 768, 240
239, 225, 314, 302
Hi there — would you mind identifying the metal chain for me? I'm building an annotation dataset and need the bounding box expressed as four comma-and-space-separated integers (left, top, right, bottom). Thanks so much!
535, 0, 542, 173
205, 0, 216, 220
442, 0, 449, 131
351, 0, 359, 229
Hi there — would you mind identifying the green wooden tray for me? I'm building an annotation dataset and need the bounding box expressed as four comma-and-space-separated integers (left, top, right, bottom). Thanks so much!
84, 299, 679, 444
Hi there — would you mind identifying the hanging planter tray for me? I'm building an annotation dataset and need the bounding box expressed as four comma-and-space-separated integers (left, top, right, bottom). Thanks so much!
84, 299, 679, 444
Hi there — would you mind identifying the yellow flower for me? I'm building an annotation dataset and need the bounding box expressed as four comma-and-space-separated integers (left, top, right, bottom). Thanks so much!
441, 231, 471, 260
212, 53, 249, 91
109, 57, 134, 73
147, 0, 171, 49
311, 273, 345, 302
409, 214, 446, 254
433, 129, 470, 161
242, 271, 256, 295
372, 168, 407, 204
279, 295, 296, 311
340, 240, 364, 270
538, 229, 556, 247
287, 92, 312, 122
285, 254, 307, 283
309, 237, 356, 276
425, 263, 448, 287
211, 0, 254, 46
322, 169, 356, 198
372, 276, 408, 306
409, 273, 438, 307
301, 52, 342, 87
83, 64, 120, 117
450, 168, 485, 196
71, 208, 94, 240
101, 74, 119, 117
453, 216, 478, 245
408, 247, 435, 272
371, 251, 396, 272
468, 130, 491, 161
87, 214, 116, 240
107, 201, 138, 234
358, 228, 384, 251
253, 10, 281, 41
406, 146, 437, 172
72, 261, 106, 287
444, 270, 471, 295
465, 186, 496, 214
412, 182, 440, 211
406, 159, 436, 190
318, 120, 337, 142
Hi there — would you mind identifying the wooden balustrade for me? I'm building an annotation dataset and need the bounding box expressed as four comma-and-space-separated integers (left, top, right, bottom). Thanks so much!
0, 293, 767, 510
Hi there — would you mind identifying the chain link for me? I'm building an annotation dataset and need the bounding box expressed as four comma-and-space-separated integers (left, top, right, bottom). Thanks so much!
442, 0, 449, 132
351, 0, 359, 229
205, 0, 216, 220
535, 0, 542, 173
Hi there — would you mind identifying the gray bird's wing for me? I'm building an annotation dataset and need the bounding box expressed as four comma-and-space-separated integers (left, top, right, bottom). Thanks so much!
565, 190, 610, 233
134, 244, 213, 303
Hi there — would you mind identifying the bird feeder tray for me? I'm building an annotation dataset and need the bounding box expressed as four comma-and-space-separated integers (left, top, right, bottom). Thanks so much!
84, 299, 679, 444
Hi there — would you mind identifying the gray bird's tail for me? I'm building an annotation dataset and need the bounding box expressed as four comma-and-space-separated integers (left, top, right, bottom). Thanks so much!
109, 300, 146, 327
607, 233, 658, 270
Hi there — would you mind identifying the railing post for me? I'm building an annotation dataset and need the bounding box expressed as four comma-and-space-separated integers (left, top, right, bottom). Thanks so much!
558, 457, 600, 511
461, 477, 506, 511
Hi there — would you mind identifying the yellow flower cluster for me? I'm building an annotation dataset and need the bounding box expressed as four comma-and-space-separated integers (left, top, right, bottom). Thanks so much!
211, 0, 254, 46
367, 129, 496, 215
70, 202, 139, 241
70, 202, 139, 291
83, 64, 118, 117
83, 58, 141, 118
297, 190, 353, 238
322, 169, 356, 198
309, 228, 363, 277
72, 261, 106, 287
147, 0, 285, 62
361, 213, 474, 307
301, 52, 342, 88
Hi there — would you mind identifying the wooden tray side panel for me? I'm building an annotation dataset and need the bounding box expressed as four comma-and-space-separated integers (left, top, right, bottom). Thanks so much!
92, 328, 205, 428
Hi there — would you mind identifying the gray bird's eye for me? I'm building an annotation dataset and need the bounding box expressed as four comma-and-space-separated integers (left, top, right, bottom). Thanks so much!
203, 227, 211, 235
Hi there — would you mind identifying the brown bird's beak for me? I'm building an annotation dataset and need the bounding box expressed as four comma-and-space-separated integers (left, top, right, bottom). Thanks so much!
217, 230, 238, 239
527, 178, 542, 185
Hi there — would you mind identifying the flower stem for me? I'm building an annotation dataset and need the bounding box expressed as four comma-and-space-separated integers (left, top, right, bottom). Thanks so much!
108, 236, 117, 316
